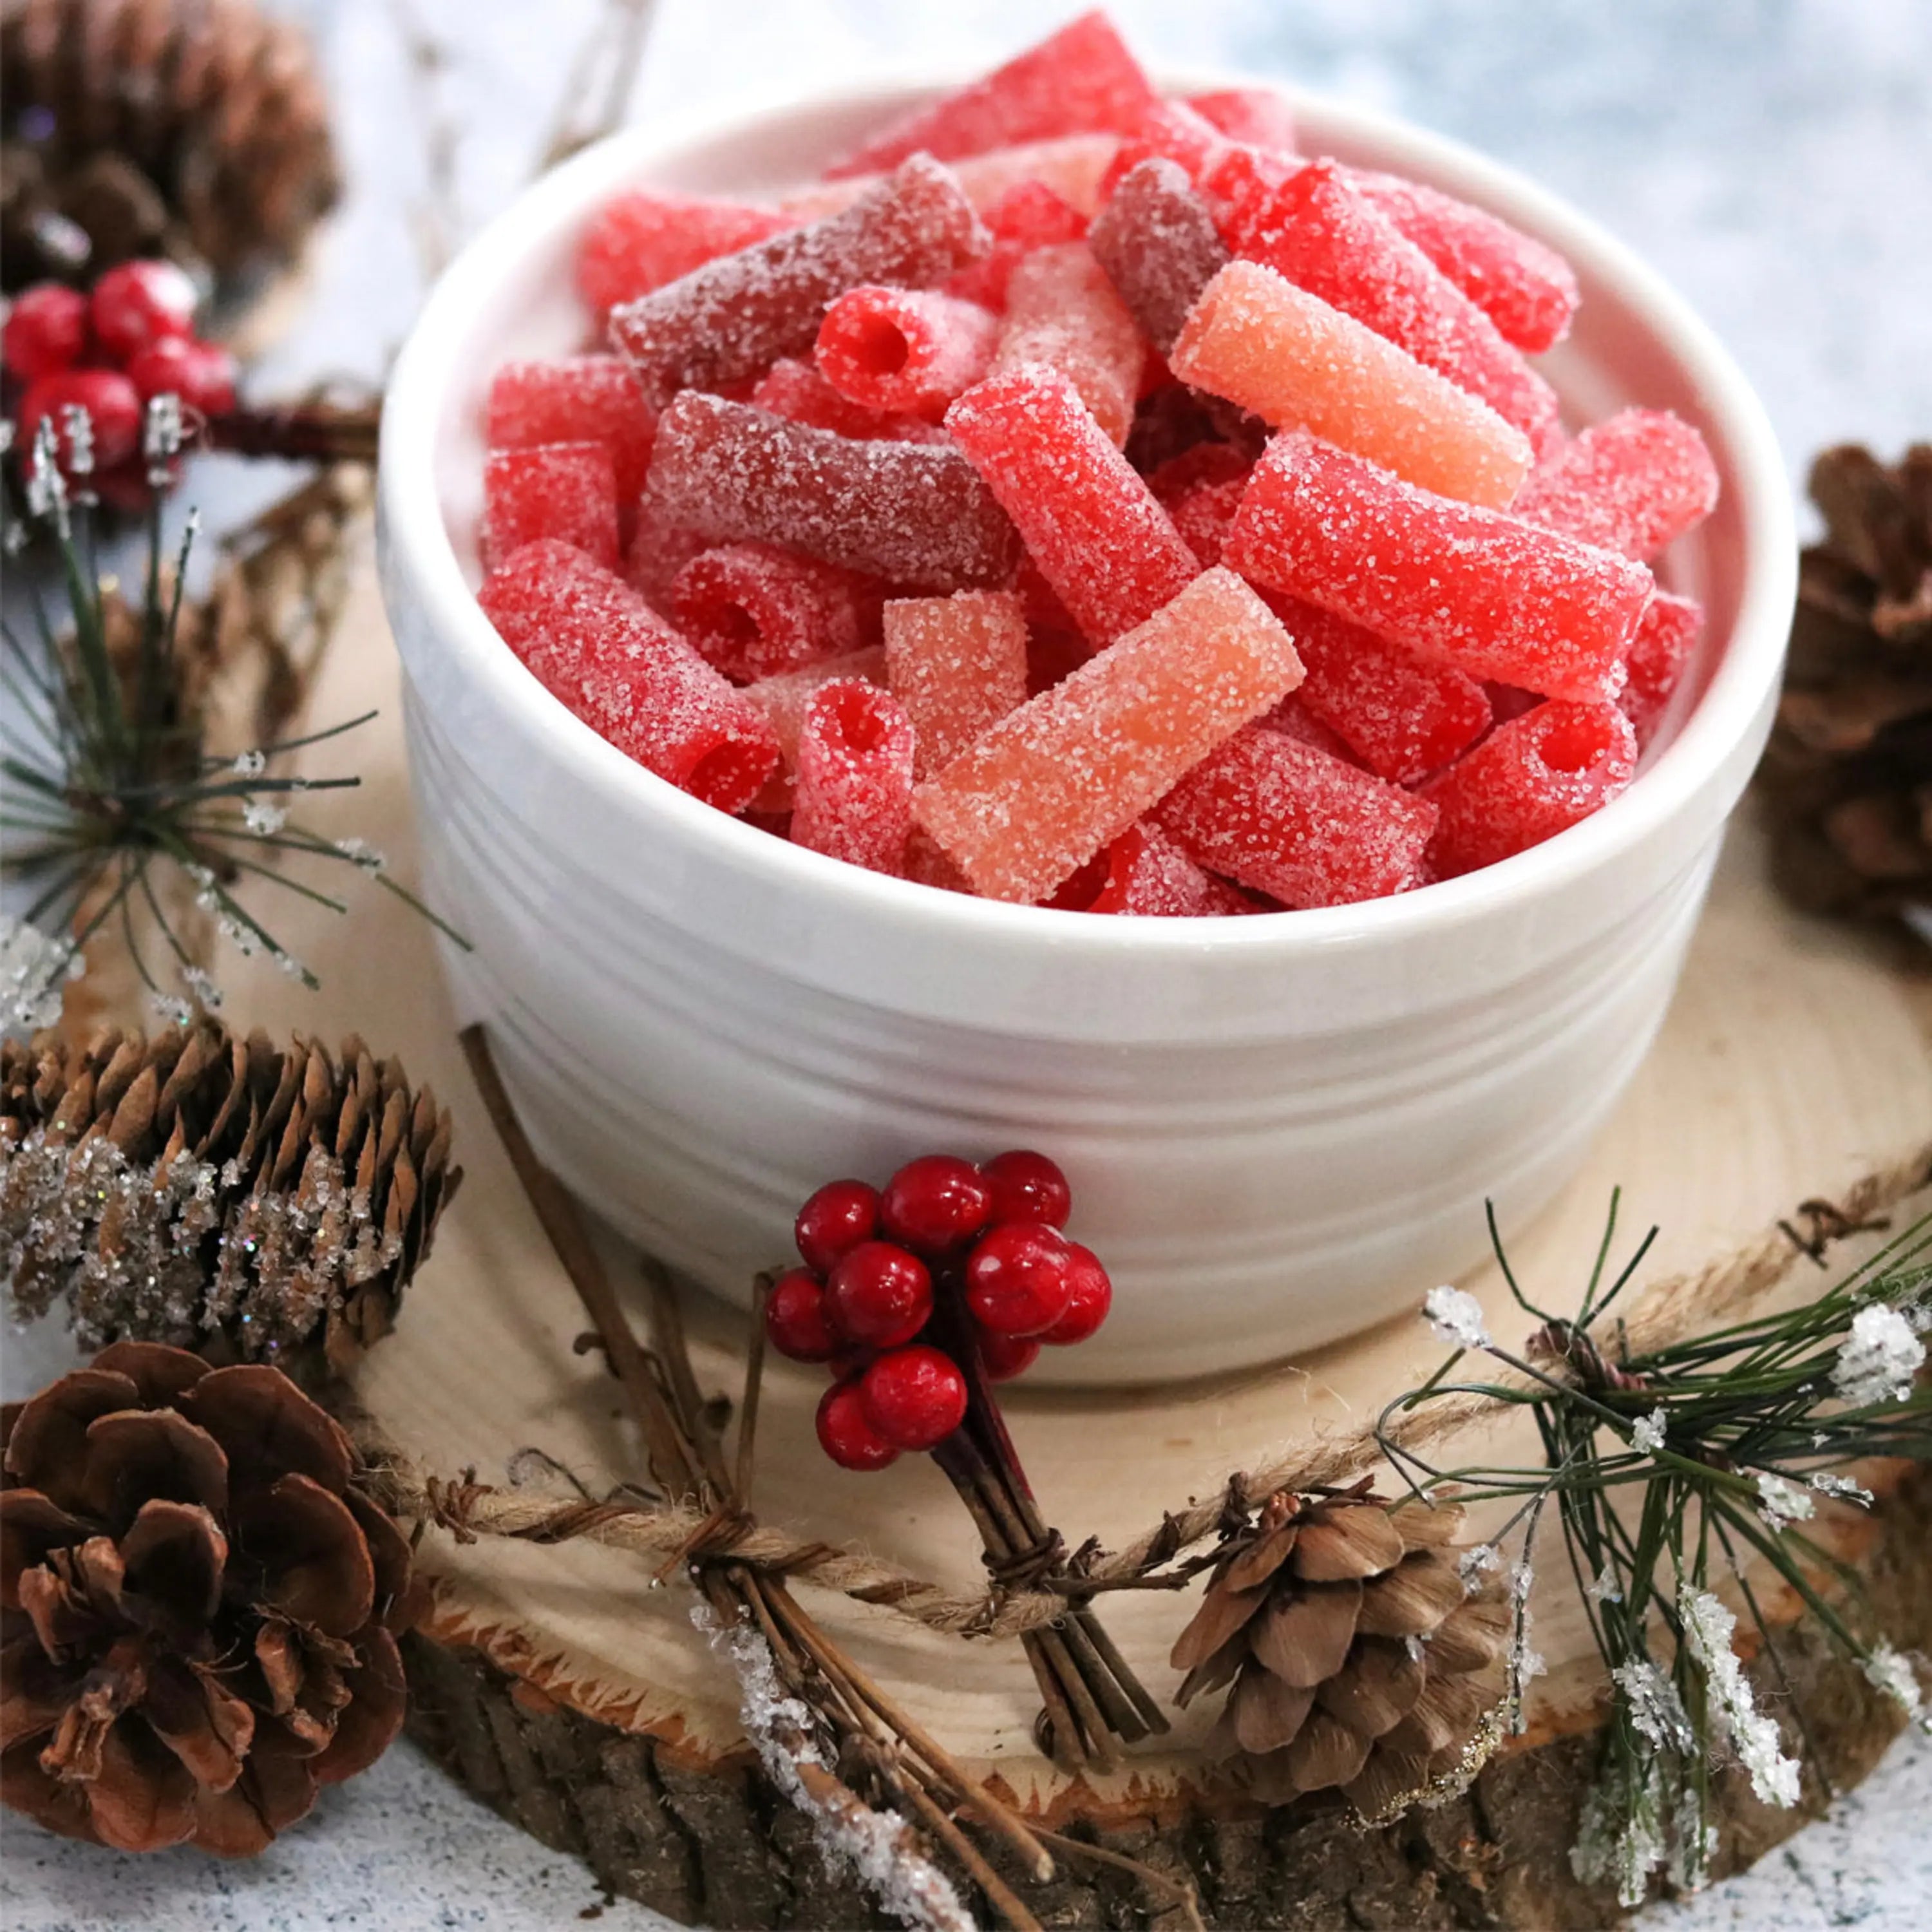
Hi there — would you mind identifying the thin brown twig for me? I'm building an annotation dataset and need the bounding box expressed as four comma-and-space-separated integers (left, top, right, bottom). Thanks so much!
1029, 1824, 1208, 1932
737, 1272, 772, 1508
535, 0, 663, 173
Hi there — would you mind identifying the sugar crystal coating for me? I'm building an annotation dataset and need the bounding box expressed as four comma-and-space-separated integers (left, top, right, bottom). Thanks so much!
1184, 88, 1299, 156
749, 357, 947, 443
793, 679, 917, 873
1088, 157, 1230, 355
1171, 259, 1533, 508
481, 442, 620, 573
947, 178, 1088, 308
1148, 441, 1252, 566
1084, 819, 1250, 915
884, 590, 1030, 779
671, 541, 881, 682
815, 284, 999, 421
577, 191, 789, 317
992, 242, 1144, 445
1226, 431, 1653, 699
1512, 409, 1720, 560
911, 567, 1305, 903
486, 355, 658, 506
789, 137, 1123, 227
743, 647, 887, 810
1622, 591, 1703, 744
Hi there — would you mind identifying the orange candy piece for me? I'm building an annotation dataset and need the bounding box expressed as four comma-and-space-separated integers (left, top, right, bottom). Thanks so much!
884, 591, 1030, 779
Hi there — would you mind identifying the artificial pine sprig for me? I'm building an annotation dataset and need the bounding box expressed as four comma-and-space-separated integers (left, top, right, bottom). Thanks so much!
1, 401, 465, 1029
1379, 1197, 1931, 1907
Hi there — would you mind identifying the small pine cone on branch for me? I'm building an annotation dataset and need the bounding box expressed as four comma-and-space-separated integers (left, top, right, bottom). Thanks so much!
1171, 1489, 1508, 1818
1, 1020, 460, 1372
0, 1341, 421, 1852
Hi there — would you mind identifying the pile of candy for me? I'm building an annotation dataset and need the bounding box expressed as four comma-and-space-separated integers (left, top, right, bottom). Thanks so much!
3, 261, 237, 497
765, 1150, 1109, 1469
473, 10, 1719, 911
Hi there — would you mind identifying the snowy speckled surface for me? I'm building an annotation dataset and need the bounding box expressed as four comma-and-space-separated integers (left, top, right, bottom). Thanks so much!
5, 0, 1929, 1925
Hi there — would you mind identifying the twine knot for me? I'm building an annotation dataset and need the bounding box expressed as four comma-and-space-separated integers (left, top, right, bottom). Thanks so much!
1525, 1319, 1649, 1392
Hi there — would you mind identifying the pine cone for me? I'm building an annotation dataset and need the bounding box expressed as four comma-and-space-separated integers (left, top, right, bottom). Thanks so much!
1171, 1490, 1508, 1818
0, 1340, 419, 1852
1, 1019, 460, 1370
1757, 444, 1932, 924
1, 0, 339, 292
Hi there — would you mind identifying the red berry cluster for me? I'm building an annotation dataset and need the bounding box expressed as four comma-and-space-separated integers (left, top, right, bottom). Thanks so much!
768, 1150, 1112, 1472
3, 263, 237, 491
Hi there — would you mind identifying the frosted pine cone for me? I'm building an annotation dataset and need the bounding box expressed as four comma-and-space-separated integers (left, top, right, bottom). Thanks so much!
0, 1341, 420, 1852
1171, 1488, 1508, 1817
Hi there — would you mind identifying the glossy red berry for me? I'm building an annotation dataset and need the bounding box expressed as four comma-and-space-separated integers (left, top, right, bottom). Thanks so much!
963, 1222, 1074, 1337
816, 1381, 899, 1471
860, 1345, 968, 1450
764, 1267, 838, 1362
1041, 1243, 1112, 1344
880, 1154, 994, 1255
17, 368, 144, 472
89, 259, 197, 361
978, 1331, 1041, 1382
825, 1240, 932, 1349
795, 1178, 880, 1274
979, 1150, 1072, 1228
126, 336, 237, 416
3, 284, 90, 382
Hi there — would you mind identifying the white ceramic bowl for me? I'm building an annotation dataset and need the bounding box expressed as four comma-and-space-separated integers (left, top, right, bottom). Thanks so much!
378, 75, 1794, 1384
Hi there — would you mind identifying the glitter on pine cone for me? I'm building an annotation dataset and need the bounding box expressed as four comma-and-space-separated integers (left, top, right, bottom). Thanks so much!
0, 1020, 460, 1370
1757, 444, 1932, 928
0, 0, 339, 293
0, 1340, 421, 1852
1170, 1488, 1510, 1817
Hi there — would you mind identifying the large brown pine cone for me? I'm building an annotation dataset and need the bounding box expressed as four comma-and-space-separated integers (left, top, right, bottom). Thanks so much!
1171, 1489, 1509, 1817
0, 1341, 421, 1852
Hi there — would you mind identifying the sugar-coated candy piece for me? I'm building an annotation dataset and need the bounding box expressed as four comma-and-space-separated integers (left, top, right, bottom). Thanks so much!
991, 242, 1143, 445
1512, 410, 1720, 560
1171, 260, 1532, 508
1227, 162, 1560, 454
486, 355, 658, 504
1349, 169, 1579, 355
791, 679, 916, 873
611, 155, 989, 406
1148, 442, 1251, 566
1621, 591, 1703, 744
1423, 699, 1637, 877
1158, 724, 1437, 908
743, 647, 887, 810
623, 512, 710, 614
671, 542, 880, 682
884, 589, 1030, 779
1256, 693, 1358, 762
1086, 820, 1249, 916
748, 358, 946, 443
481, 442, 620, 573
645, 392, 1018, 589
828, 12, 1157, 178
946, 178, 1088, 308
1088, 157, 1229, 355
1099, 99, 1236, 200
577, 190, 790, 317
911, 568, 1304, 904
815, 285, 999, 421
795, 138, 1122, 225
1184, 89, 1299, 155
1269, 594, 1492, 784
945, 366, 1198, 647
478, 541, 780, 813
1227, 433, 1653, 700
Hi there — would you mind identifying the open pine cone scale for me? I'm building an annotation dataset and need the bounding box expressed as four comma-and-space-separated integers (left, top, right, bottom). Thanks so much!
1, 1341, 421, 1853
1172, 1490, 1508, 1817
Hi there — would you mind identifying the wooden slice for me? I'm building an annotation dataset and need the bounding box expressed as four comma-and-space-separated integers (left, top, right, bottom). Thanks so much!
191, 571, 1932, 1926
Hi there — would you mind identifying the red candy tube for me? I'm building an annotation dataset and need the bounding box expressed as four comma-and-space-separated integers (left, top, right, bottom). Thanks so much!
480, 442, 620, 573
947, 178, 1088, 308
610, 155, 989, 406
577, 191, 790, 318
1157, 724, 1438, 909
1148, 442, 1251, 567
945, 366, 1198, 647
1228, 160, 1560, 454
748, 357, 946, 443
486, 356, 658, 505
827, 12, 1157, 178
1088, 156, 1230, 355
1226, 432, 1654, 700
1184, 89, 1299, 156
884, 589, 1030, 779
645, 392, 1018, 589
743, 647, 887, 810
1085, 820, 1249, 916
671, 542, 880, 682
992, 242, 1144, 445
1512, 409, 1721, 560
477, 541, 780, 813
1423, 699, 1638, 876
815, 285, 999, 421
792, 679, 917, 873
1622, 591, 1703, 744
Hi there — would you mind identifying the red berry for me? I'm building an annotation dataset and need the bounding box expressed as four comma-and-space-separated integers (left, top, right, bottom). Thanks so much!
764, 1267, 838, 1362
1041, 1244, 1112, 1344
825, 1241, 932, 1348
795, 1178, 880, 1274
17, 368, 144, 472
126, 336, 237, 416
89, 260, 197, 361
880, 1154, 994, 1255
964, 1222, 1075, 1337
979, 1150, 1072, 1228
860, 1345, 968, 1450
3, 284, 90, 381
815, 1381, 899, 1471
978, 1331, 1041, 1382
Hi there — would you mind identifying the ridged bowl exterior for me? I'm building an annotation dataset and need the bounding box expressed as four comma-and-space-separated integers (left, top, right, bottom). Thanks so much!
377, 77, 1794, 1383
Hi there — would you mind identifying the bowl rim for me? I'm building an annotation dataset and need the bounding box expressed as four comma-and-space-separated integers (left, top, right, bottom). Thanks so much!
379, 67, 1796, 964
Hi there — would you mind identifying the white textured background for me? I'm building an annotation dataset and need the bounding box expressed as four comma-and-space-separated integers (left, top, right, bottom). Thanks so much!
5, 1, 1930, 1926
